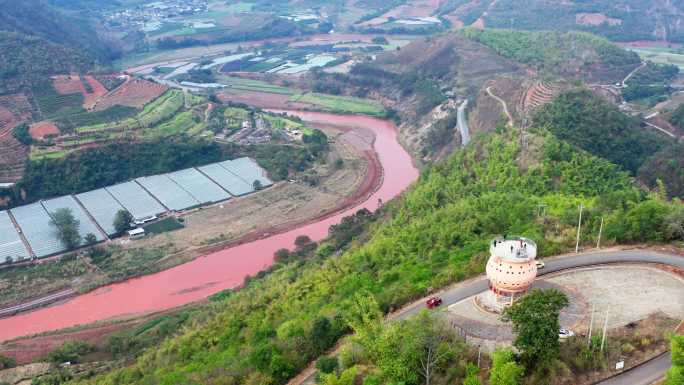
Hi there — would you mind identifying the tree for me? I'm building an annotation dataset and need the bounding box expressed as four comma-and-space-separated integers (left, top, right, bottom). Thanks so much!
667, 335, 684, 385
489, 348, 524, 385
502, 289, 569, 370
463, 363, 481, 385
12, 123, 32, 145
113, 209, 134, 234
295, 235, 312, 248
50, 208, 81, 249
84, 233, 97, 245
0, 353, 16, 369
253, 180, 263, 191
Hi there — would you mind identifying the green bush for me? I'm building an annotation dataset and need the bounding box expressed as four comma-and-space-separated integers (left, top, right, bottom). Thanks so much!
46, 341, 94, 364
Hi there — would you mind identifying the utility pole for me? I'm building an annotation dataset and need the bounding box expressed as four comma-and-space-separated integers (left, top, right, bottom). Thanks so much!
587, 303, 595, 346
601, 309, 610, 352
596, 217, 604, 249
575, 204, 584, 253
477, 345, 481, 368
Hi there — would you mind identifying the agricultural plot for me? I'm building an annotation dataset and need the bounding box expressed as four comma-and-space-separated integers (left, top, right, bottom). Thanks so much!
94, 78, 167, 111
76, 90, 183, 134
197, 163, 254, 196
220, 157, 273, 188
219, 76, 296, 95
10, 202, 66, 258
0, 211, 30, 262
290, 93, 386, 116
136, 175, 200, 211
627, 47, 684, 71
42, 195, 105, 242
33, 85, 84, 119
165, 167, 231, 205
75, 188, 126, 236
106, 181, 167, 221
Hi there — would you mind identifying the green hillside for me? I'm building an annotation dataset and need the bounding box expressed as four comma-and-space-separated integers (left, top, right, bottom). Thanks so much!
461, 28, 641, 83
73, 117, 683, 385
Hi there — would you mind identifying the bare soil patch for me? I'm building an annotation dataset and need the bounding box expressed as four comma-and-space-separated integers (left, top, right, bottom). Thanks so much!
0, 93, 32, 140
575, 12, 622, 26
28, 122, 60, 140
217, 89, 313, 110
52, 75, 83, 95
94, 78, 166, 111
82, 76, 108, 110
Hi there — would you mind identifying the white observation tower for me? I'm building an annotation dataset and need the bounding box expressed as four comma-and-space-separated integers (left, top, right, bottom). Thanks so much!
485, 236, 538, 310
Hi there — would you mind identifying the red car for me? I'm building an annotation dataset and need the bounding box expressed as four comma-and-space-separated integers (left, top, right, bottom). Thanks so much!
426, 296, 443, 309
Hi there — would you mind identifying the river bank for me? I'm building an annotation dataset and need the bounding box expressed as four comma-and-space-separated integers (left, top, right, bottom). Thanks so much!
0, 111, 418, 342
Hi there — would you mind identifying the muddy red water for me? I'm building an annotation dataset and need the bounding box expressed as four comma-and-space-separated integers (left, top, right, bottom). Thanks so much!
0, 112, 418, 341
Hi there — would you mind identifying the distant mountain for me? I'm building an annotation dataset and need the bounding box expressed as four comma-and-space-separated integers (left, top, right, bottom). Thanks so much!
0, 0, 117, 63
0, 0, 119, 93
441, 0, 684, 43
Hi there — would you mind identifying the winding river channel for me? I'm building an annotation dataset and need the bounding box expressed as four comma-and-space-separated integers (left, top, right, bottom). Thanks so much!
0, 111, 418, 342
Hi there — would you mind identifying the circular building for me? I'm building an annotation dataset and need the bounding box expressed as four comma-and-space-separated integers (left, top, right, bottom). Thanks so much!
485, 237, 538, 308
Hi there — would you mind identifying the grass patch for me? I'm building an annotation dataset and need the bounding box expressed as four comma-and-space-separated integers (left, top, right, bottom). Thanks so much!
89, 245, 169, 282
143, 217, 185, 235
291, 92, 386, 116
0, 255, 88, 307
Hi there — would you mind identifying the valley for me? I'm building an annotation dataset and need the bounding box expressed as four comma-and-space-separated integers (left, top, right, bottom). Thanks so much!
0, 1, 683, 385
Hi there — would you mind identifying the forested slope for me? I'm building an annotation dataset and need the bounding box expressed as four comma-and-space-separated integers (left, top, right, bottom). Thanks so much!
0, 0, 115, 92
532, 89, 684, 199
0, 32, 94, 93
461, 29, 641, 83
74, 120, 684, 385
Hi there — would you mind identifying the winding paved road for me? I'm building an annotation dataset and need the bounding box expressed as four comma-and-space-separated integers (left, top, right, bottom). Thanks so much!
457, 100, 471, 147
392, 249, 682, 384
291, 249, 682, 385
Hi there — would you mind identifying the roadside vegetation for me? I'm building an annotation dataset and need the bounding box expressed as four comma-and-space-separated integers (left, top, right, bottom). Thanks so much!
72, 113, 684, 384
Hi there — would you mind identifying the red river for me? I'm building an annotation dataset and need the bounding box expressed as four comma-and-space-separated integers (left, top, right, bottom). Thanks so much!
0, 111, 418, 341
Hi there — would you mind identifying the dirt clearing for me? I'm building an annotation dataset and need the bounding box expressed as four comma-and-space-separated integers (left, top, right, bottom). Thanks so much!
28, 122, 60, 140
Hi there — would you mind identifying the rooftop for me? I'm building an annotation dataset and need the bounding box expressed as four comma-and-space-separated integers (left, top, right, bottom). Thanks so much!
490, 237, 537, 262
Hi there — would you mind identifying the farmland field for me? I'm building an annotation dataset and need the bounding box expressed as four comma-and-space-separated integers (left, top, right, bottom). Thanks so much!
94, 78, 167, 111
76, 90, 183, 134
32, 85, 84, 119
624, 46, 684, 70
290, 92, 386, 116
218, 76, 296, 95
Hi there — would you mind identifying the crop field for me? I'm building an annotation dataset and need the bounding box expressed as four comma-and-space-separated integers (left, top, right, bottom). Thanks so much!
55, 105, 138, 131
76, 90, 183, 134
94, 78, 167, 111
145, 111, 203, 138
143, 217, 185, 235
33, 85, 84, 119
290, 92, 386, 116
626, 46, 684, 71
219, 76, 296, 95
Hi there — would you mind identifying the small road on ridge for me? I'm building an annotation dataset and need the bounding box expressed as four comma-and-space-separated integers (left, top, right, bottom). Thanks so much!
485, 86, 514, 127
